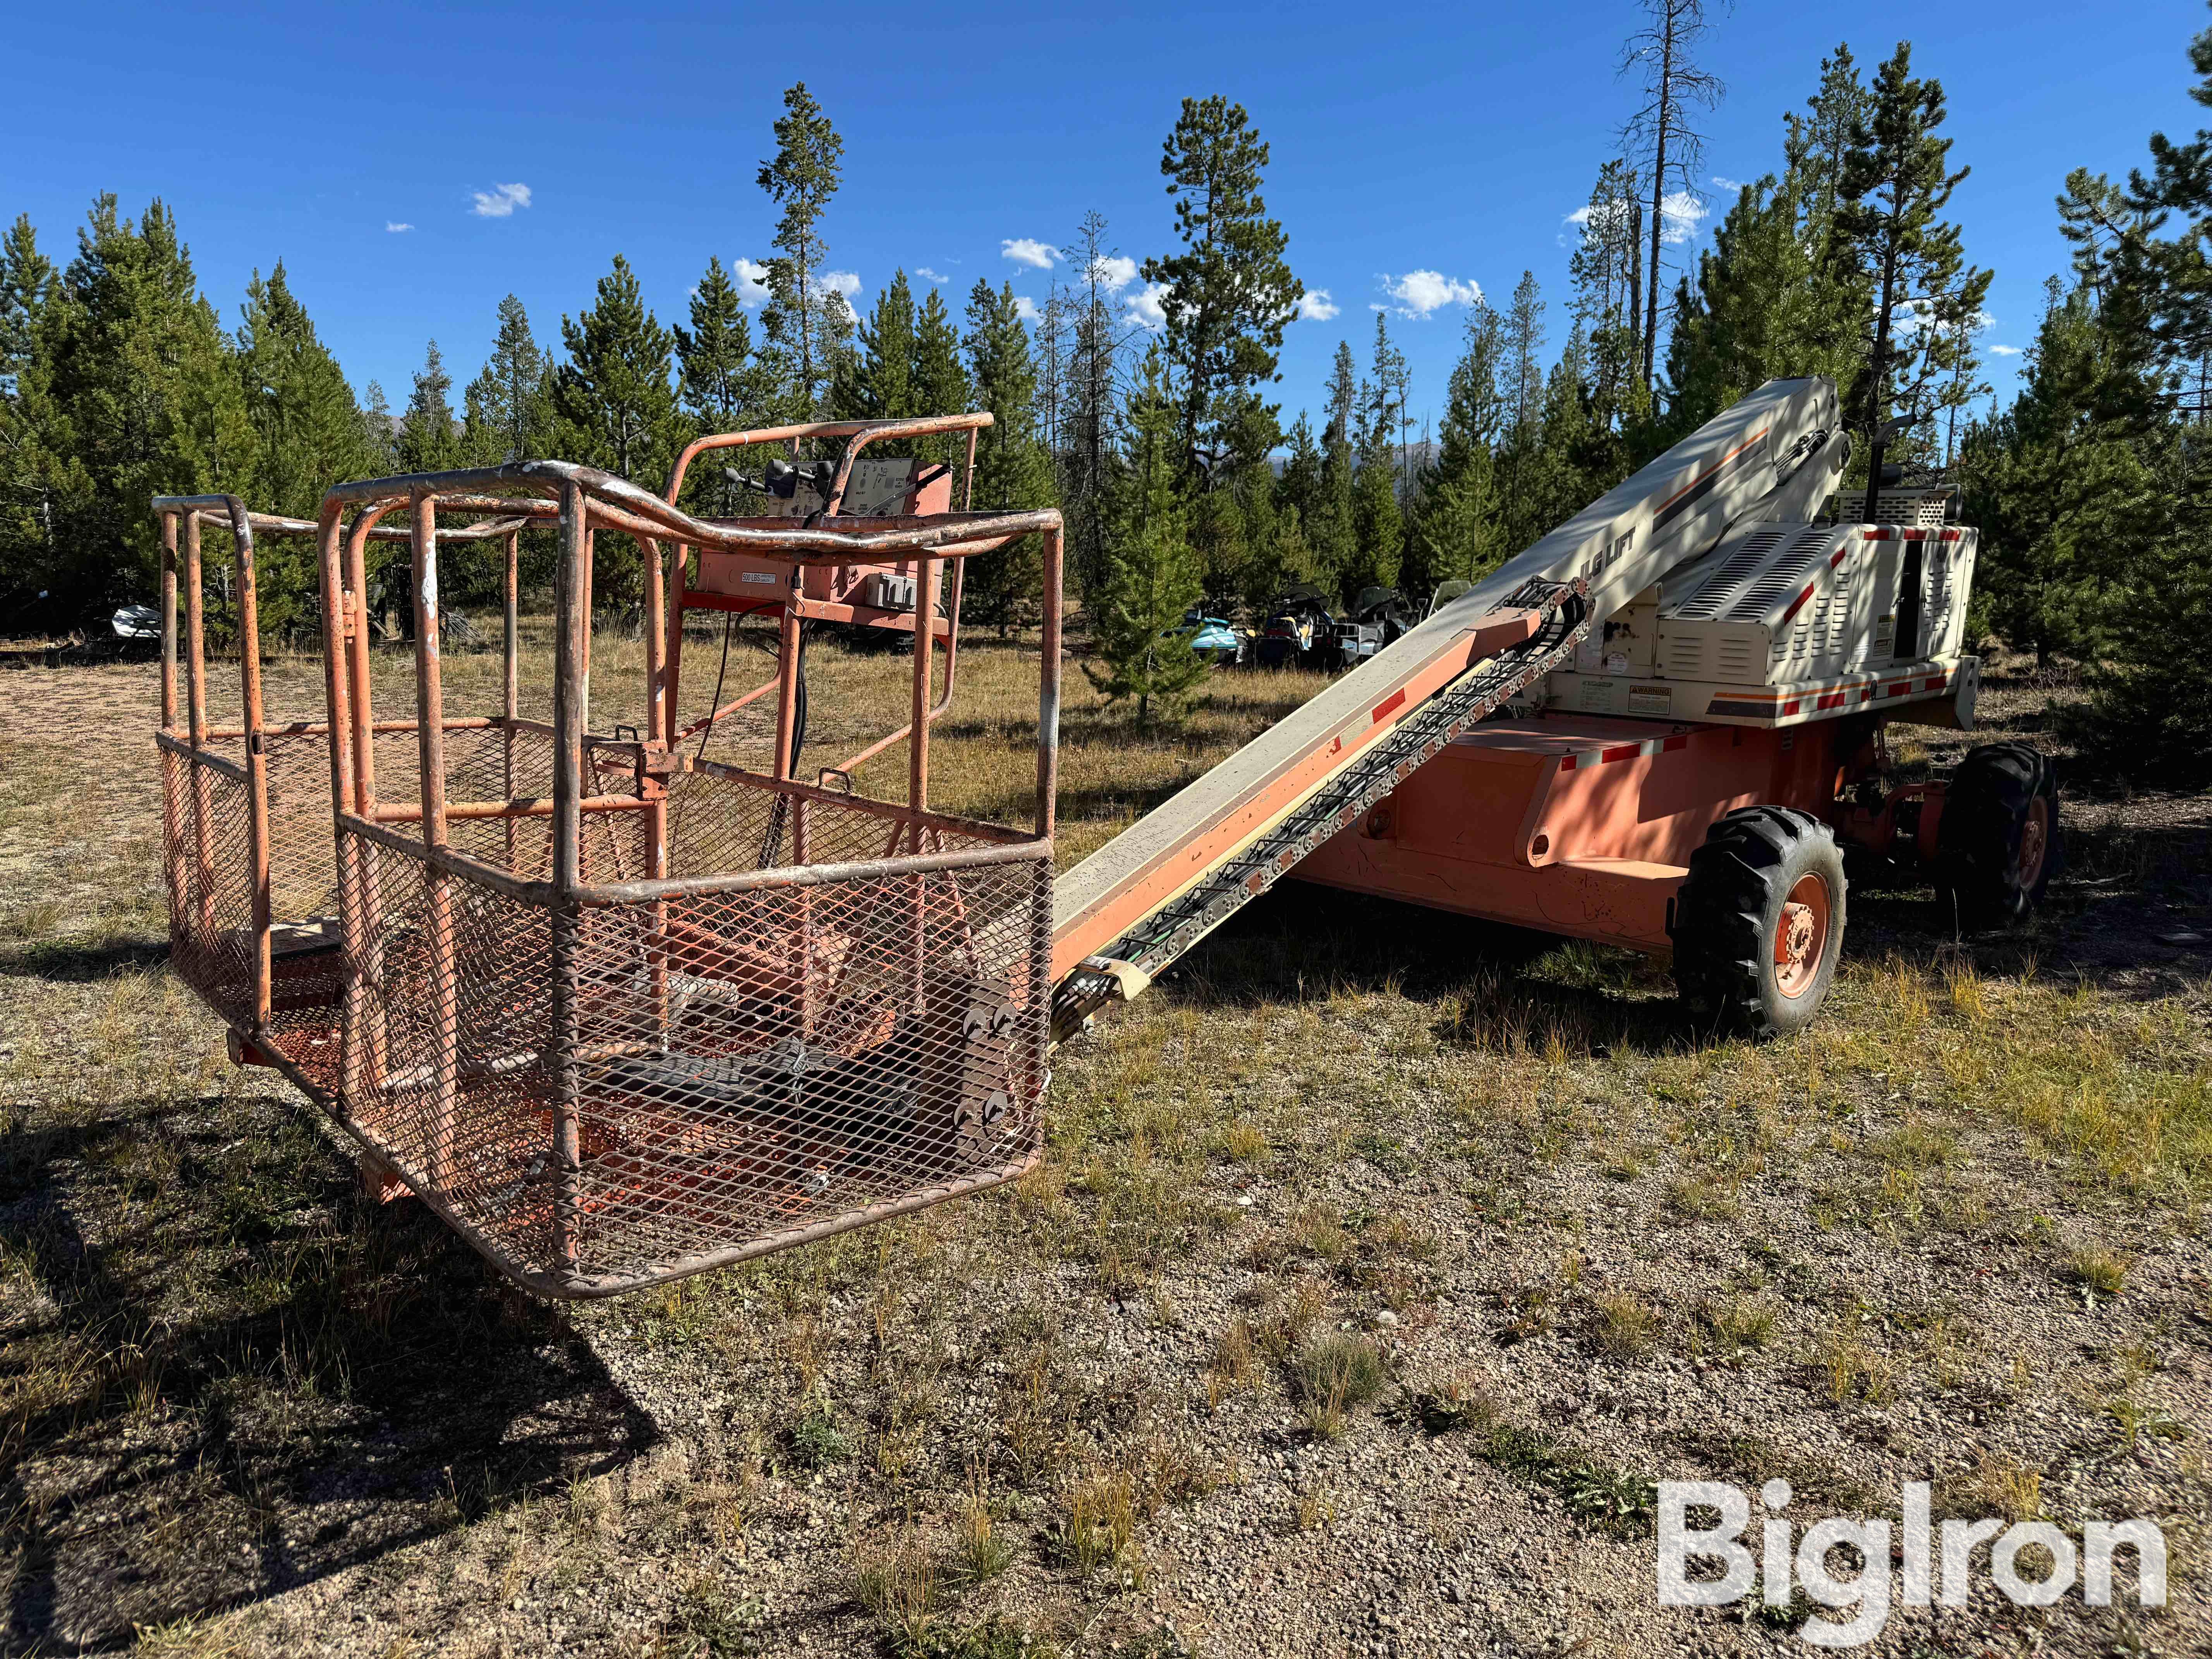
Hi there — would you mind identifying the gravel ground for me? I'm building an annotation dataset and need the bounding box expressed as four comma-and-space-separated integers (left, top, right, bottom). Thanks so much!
2, 649, 2205, 1658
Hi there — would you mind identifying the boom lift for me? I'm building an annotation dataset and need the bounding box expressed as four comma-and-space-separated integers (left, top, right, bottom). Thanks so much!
154, 379, 2055, 1297
1054, 376, 2054, 1041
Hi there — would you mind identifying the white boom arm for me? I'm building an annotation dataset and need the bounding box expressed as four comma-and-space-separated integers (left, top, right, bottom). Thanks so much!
1054, 377, 1847, 957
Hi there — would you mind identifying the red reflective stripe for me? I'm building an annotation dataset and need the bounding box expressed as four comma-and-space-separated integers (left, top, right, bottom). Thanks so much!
1558, 754, 1577, 772
1816, 692, 1847, 710
1657, 426, 1772, 511
1662, 733, 1689, 752
1830, 546, 1849, 567
1783, 700, 1802, 715
1601, 744, 1642, 763
1923, 675, 1947, 690
1780, 583, 1817, 623
1370, 687, 1407, 725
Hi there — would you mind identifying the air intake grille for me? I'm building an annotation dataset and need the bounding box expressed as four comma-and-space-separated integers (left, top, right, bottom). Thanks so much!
1728, 526, 1832, 620
1671, 527, 1797, 620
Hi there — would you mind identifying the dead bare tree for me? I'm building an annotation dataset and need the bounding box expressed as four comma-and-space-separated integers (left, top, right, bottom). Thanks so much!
1620, 0, 1729, 392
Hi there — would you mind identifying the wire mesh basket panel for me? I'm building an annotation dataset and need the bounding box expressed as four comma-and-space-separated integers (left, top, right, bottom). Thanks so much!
333, 765, 1049, 1295
162, 745, 257, 1031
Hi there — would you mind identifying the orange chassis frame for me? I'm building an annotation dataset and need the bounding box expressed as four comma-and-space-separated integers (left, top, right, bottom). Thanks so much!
1296, 699, 1953, 955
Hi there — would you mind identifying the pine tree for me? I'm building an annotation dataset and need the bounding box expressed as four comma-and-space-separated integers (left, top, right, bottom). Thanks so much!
550, 254, 684, 607
840, 268, 919, 431
1959, 277, 2157, 667
1312, 340, 1360, 596
463, 295, 547, 465
1569, 159, 1645, 409
912, 287, 970, 479
0, 215, 86, 623
1141, 96, 1303, 471
1833, 42, 1992, 512
1064, 211, 1127, 598
1408, 302, 1507, 594
673, 259, 770, 515
16, 196, 254, 626
962, 279, 1056, 629
1497, 271, 1550, 551
0, 215, 55, 398
1664, 167, 1864, 432
235, 263, 371, 634
1794, 45, 1872, 243
1250, 410, 1324, 605
1088, 345, 1207, 726
2032, 9, 2212, 776
551, 256, 682, 483
360, 380, 398, 471
757, 82, 851, 422
397, 340, 459, 474
1347, 314, 1405, 599
1035, 280, 1070, 458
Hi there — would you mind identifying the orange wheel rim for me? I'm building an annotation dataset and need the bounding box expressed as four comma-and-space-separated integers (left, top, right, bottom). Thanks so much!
2018, 796, 2050, 886
1772, 872, 1832, 1000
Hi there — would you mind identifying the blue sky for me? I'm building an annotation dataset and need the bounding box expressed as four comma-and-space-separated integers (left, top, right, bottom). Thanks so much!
9, 0, 2208, 442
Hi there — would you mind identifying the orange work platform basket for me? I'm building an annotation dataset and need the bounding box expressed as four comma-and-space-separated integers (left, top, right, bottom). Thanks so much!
155, 416, 1065, 1297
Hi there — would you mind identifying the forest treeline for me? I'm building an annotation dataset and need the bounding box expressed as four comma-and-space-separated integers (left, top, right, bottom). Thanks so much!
3, 10, 2211, 773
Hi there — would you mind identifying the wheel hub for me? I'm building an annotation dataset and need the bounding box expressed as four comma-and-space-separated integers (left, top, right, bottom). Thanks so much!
1781, 902, 1815, 965
2019, 797, 2050, 884
1772, 874, 1832, 1000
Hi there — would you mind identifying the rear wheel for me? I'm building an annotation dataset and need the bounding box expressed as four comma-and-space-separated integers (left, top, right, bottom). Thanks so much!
1936, 743, 2061, 930
1671, 807, 1848, 1039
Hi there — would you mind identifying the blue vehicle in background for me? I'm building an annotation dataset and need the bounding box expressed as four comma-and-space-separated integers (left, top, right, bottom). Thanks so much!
1180, 607, 1250, 666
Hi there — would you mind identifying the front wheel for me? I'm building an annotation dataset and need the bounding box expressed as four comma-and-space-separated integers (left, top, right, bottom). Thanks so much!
1936, 743, 2061, 930
1671, 807, 1848, 1039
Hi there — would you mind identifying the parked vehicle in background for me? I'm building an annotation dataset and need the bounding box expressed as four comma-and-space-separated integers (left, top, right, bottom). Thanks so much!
1427, 578, 1472, 618
1180, 608, 1249, 666
1256, 585, 1337, 670
1335, 586, 1415, 668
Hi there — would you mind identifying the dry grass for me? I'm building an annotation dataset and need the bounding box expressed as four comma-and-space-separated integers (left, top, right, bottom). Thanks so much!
2, 634, 2209, 1654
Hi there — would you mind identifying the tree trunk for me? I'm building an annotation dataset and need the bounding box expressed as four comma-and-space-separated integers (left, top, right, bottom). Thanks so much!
1629, 196, 1644, 379
1643, 30, 1674, 392
1864, 233, 1900, 522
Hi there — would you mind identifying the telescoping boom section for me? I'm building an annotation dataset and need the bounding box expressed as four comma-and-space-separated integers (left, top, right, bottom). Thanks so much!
1049, 377, 1852, 1025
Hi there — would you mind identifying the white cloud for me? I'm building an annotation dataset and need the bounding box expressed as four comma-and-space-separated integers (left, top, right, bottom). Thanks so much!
915, 266, 949, 283
470, 182, 532, 218
1014, 295, 1041, 323
1659, 191, 1709, 245
1297, 289, 1340, 322
1001, 237, 1057, 269
1990, 343, 2022, 357
1127, 281, 1169, 331
386, 221, 414, 234
1894, 298, 1995, 340
1381, 270, 1483, 319
732, 257, 772, 307
1711, 175, 1746, 192
817, 270, 862, 299
1088, 254, 1139, 293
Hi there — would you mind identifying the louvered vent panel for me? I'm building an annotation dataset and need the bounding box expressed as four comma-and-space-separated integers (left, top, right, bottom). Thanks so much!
1662, 635, 1706, 680
1727, 526, 1831, 621
1672, 527, 1796, 620
1927, 550, 1952, 626
1716, 637, 1757, 681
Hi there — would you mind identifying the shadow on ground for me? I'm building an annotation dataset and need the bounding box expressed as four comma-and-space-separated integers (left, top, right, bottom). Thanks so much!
1151, 792, 2212, 1050
0, 1072, 657, 1653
